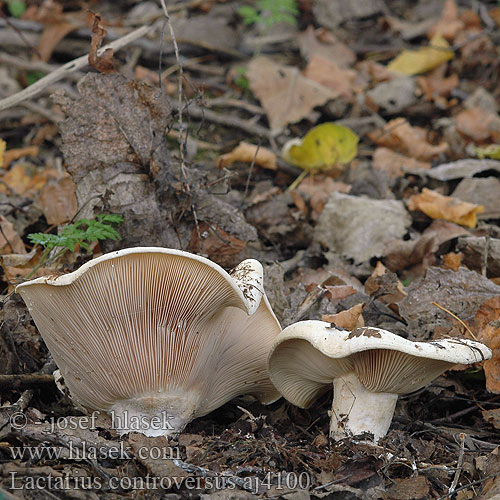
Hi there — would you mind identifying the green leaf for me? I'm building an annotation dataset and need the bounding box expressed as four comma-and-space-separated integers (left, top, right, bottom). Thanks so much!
28, 214, 123, 252
7, 0, 27, 18
25, 71, 45, 86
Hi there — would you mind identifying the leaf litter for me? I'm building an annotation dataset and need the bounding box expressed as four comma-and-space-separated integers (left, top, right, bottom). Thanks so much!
1, 0, 500, 498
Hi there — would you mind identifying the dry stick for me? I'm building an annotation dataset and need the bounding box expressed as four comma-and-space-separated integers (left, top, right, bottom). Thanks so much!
0, 373, 54, 389
436, 472, 500, 500
0, 23, 157, 112
448, 432, 466, 495
482, 229, 491, 277
432, 301, 478, 340
159, 0, 188, 189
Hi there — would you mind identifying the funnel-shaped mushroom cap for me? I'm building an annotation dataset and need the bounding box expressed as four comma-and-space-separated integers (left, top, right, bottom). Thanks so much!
17, 248, 281, 436
268, 321, 491, 441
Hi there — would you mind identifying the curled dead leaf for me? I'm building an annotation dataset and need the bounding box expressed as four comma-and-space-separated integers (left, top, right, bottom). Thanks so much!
369, 118, 448, 161
217, 142, 277, 170
407, 188, 484, 228
322, 303, 365, 330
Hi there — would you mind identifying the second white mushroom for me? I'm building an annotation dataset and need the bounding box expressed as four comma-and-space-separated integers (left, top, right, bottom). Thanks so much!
267, 321, 492, 442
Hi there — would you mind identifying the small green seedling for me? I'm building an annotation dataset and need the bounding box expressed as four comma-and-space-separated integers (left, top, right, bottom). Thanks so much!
26, 214, 123, 279
238, 0, 299, 27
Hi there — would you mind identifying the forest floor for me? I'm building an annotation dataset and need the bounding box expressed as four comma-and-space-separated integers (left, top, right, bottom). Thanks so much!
1, 0, 500, 498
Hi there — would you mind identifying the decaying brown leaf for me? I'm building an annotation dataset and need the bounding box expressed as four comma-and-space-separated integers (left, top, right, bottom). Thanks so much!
369, 118, 448, 160
407, 188, 484, 228
88, 13, 115, 74
0, 216, 26, 255
297, 26, 356, 67
455, 107, 500, 143
303, 55, 357, 99
384, 220, 468, 275
417, 69, 459, 104
428, 0, 465, 41
217, 142, 277, 170
475, 297, 500, 393
188, 222, 246, 268
2, 146, 39, 169
0, 164, 54, 198
372, 147, 430, 179
400, 267, 500, 340
322, 303, 365, 330
365, 261, 406, 310
296, 175, 350, 219
36, 174, 78, 225
247, 56, 336, 132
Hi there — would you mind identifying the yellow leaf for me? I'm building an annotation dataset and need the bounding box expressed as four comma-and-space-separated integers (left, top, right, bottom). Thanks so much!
282, 123, 359, 172
475, 144, 500, 160
387, 34, 454, 76
0, 139, 5, 168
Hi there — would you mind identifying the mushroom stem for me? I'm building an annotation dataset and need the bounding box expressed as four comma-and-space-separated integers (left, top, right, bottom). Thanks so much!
330, 372, 398, 442
110, 391, 201, 437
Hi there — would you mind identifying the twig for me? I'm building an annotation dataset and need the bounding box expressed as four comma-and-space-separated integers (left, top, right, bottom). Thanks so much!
0, 23, 158, 112
160, 0, 189, 191
13, 389, 33, 410
206, 97, 265, 115
0, 373, 54, 389
429, 405, 480, 424
0, 52, 83, 81
432, 302, 478, 340
240, 139, 261, 208
436, 472, 500, 500
448, 432, 466, 495
0, 9, 41, 59
482, 228, 491, 277
169, 99, 273, 140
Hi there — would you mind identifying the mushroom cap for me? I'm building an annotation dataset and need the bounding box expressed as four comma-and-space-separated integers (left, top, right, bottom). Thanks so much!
17, 247, 281, 424
268, 320, 492, 408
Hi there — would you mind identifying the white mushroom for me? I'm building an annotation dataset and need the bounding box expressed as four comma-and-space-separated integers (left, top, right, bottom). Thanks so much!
16, 247, 281, 437
268, 321, 492, 442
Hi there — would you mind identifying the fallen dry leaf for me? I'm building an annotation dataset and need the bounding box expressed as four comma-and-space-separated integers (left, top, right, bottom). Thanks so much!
322, 303, 365, 330
417, 69, 459, 103
2, 145, 39, 169
455, 107, 500, 142
369, 118, 448, 160
0, 164, 55, 197
388, 33, 454, 76
384, 219, 468, 274
297, 175, 350, 219
297, 26, 356, 68
0, 139, 5, 168
303, 55, 357, 99
442, 252, 462, 271
36, 174, 78, 225
38, 21, 79, 62
475, 297, 500, 393
217, 142, 277, 170
324, 285, 357, 302
408, 188, 484, 228
372, 147, 431, 178
0, 215, 26, 255
400, 267, 500, 340
428, 0, 464, 41
189, 221, 246, 268
88, 13, 115, 74
365, 261, 406, 307
247, 56, 336, 132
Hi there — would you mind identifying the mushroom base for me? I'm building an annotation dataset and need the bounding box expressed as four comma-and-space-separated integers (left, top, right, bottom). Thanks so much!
330, 373, 398, 443
109, 390, 201, 437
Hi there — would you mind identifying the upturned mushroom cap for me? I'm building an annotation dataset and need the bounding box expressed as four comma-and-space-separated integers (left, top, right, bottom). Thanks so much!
17, 247, 281, 436
268, 321, 491, 441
